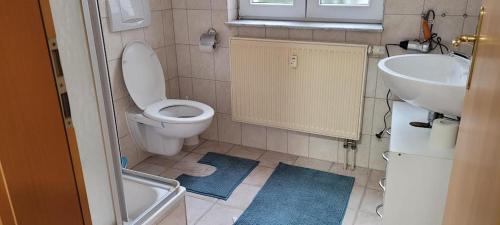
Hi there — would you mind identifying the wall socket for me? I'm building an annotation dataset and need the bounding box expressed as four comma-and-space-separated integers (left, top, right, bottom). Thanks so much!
289, 55, 298, 68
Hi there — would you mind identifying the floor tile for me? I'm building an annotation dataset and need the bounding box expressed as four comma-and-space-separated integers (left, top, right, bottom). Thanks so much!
359, 188, 383, 213
159, 168, 184, 179
242, 166, 274, 187
142, 156, 178, 168
331, 164, 370, 187
162, 150, 191, 161
367, 169, 385, 191
180, 152, 205, 163
132, 162, 168, 175
226, 145, 265, 160
258, 151, 298, 168
354, 211, 382, 225
342, 209, 357, 225
195, 204, 243, 225
187, 192, 218, 203
193, 140, 233, 155
294, 157, 333, 172
182, 139, 206, 152
347, 185, 365, 210
185, 196, 215, 225
172, 161, 217, 177
216, 183, 260, 210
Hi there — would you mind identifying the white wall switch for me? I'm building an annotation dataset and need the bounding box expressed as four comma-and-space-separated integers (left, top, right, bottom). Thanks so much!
289, 55, 298, 68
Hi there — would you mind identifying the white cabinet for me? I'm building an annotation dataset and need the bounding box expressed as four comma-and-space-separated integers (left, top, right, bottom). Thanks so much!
382, 102, 454, 225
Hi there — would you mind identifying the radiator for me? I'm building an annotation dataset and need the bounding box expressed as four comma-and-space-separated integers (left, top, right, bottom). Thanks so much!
230, 38, 368, 140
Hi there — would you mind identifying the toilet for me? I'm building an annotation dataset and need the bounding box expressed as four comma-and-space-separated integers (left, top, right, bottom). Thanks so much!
121, 41, 214, 156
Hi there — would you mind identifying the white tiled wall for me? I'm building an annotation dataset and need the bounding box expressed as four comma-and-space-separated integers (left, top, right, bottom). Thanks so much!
99, 0, 180, 167
100, 0, 484, 170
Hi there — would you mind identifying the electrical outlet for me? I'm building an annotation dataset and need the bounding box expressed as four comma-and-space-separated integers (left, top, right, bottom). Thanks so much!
289, 55, 298, 68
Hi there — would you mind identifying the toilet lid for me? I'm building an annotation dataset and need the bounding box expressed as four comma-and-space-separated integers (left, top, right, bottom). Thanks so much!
122, 41, 166, 110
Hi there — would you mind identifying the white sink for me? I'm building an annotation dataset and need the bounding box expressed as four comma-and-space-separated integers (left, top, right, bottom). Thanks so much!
378, 54, 470, 117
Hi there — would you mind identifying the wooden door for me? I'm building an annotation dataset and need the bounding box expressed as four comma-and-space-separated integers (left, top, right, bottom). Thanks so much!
0, 1, 87, 225
442, 1, 500, 225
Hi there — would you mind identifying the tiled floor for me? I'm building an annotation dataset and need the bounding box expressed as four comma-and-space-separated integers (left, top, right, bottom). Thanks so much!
133, 139, 384, 225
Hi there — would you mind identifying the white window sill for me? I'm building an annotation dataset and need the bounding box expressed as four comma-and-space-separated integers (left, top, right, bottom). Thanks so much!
225, 20, 383, 32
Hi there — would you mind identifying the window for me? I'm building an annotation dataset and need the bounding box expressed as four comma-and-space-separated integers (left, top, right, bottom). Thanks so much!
239, 0, 383, 23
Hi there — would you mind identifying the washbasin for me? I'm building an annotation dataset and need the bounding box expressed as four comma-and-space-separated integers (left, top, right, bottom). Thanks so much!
378, 54, 471, 117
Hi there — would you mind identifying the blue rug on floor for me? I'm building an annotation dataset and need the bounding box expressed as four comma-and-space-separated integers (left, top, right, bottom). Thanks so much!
176, 152, 259, 200
234, 163, 355, 225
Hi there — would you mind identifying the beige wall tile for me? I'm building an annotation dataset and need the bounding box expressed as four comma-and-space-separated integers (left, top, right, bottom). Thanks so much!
384, 0, 424, 15
312, 30, 346, 42
119, 135, 140, 168
424, 0, 468, 16
466, 0, 485, 16
121, 28, 146, 46
372, 99, 393, 136
150, 0, 166, 10
211, 0, 227, 10
289, 29, 313, 41
164, 0, 173, 9
362, 98, 375, 135
201, 114, 219, 140
172, 0, 186, 8
266, 127, 288, 153
187, 0, 211, 9
431, 16, 464, 45
189, 45, 215, 79
173, 9, 190, 44
101, 18, 123, 60
217, 113, 242, 144
163, 10, 176, 45
365, 58, 378, 98
238, 26, 265, 38
242, 124, 267, 149
176, 44, 192, 77
187, 10, 212, 45
166, 45, 178, 78
108, 59, 127, 100
214, 47, 230, 81
215, 81, 231, 113
145, 12, 166, 48
114, 96, 134, 138
179, 77, 193, 98
265, 28, 289, 39
346, 31, 381, 45
308, 135, 339, 162
167, 77, 180, 98
155, 47, 168, 76
287, 131, 309, 157
212, 10, 236, 48
192, 78, 216, 109
381, 15, 421, 45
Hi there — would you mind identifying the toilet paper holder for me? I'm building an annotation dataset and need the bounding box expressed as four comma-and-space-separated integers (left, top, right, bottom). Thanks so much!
199, 28, 217, 52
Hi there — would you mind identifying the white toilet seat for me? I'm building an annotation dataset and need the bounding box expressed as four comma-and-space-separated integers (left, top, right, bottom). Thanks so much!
144, 99, 214, 124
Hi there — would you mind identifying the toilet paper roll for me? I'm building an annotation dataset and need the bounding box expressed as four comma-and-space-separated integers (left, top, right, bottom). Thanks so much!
429, 118, 460, 149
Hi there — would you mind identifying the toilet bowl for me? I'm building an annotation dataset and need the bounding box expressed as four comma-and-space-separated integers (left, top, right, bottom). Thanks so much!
122, 41, 214, 156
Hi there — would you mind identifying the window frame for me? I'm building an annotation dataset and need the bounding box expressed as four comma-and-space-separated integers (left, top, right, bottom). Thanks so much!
306, 0, 384, 23
239, 0, 306, 20
238, 0, 384, 23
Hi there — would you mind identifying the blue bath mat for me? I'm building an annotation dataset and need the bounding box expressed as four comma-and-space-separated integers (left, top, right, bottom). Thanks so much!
176, 152, 259, 200
235, 163, 355, 225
